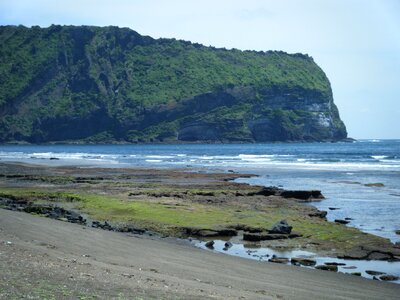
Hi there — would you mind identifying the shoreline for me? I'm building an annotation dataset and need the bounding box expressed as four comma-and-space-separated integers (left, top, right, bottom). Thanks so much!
1, 206, 399, 299
1, 161, 400, 297
0, 161, 399, 257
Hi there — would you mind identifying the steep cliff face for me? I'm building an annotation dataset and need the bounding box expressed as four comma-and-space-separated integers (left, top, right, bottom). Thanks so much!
0, 25, 347, 143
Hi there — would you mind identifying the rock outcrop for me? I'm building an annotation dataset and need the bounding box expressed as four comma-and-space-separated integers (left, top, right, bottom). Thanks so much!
0, 25, 347, 143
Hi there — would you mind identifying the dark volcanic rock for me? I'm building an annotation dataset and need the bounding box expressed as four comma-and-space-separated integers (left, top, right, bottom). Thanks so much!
379, 275, 399, 281
243, 232, 263, 242
338, 246, 400, 261
279, 190, 324, 201
6, 199, 87, 225
291, 258, 317, 266
365, 270, 385, 276
324, 262, 346, 266
262, 233, 290, 240
269, 220, 292, 234
223, 242, 233, 251
315, 265, 338, 272
229, 224, 263, 233
184, 227, 237, 237
252, 187, 281, 196
117, 225, 145, 234
243, 231, 301, 241
367, 252, 392, 260
334, 219, 350, 225
308, 210, 327, 218
268, 256, 289, 264
205, 240, 215, 249
91, 221, 113, 230
338, 248, 369, 260
250, 187, 324, 201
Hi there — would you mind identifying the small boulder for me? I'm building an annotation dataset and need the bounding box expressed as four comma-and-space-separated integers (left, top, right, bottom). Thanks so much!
205, 240, 215, 249
395, 230, 400, 235
269, 220, 292, 234
308, 210, 327, 218
351, 272, 361, 276
365, 270, 385, 276
315, 265, 338, 272
379, 275, 399, 281
223, 242, 233, 251
268, 255, 289, 264
291, 258, 316, 266
335, 219, 350, 225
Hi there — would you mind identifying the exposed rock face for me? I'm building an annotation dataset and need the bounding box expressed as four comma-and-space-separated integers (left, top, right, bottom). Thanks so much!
252, 187, 324, 202
0, 25, 347, 143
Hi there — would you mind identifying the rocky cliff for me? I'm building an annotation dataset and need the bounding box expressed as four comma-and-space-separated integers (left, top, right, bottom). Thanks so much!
0, 25, 347, 143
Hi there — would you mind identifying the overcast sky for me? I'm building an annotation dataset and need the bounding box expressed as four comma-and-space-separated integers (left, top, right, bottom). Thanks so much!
1, 0, 399, 138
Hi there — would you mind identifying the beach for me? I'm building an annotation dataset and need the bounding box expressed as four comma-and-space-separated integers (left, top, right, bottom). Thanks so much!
1, 161, 400, 298
2, 208, 400, 300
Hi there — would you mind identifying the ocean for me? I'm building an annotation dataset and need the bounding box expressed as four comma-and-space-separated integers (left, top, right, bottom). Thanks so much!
0, 140, 399, 243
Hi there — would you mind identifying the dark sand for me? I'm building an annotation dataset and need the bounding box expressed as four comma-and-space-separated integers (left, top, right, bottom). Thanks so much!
1, 209, 399, 299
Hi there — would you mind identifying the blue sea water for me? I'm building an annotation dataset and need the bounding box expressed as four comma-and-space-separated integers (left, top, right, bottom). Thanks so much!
0, 140, 399, 243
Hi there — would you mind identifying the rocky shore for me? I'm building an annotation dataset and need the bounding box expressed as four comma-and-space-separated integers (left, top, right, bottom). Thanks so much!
1, 162, 400, 298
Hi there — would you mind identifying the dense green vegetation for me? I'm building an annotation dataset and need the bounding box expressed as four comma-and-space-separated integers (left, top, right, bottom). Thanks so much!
0, 25, 346, 143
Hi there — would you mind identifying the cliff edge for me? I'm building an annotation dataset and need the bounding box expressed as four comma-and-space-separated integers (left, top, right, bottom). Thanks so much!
0, 25, 347, 143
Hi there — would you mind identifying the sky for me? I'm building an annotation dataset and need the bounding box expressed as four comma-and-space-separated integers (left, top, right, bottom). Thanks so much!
1, 0, 399, 139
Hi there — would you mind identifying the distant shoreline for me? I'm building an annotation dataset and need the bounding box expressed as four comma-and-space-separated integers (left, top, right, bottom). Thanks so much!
0, 137, 357, 145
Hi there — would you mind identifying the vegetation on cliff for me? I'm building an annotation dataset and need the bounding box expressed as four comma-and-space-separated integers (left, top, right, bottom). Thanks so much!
0, 25, 347, 143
